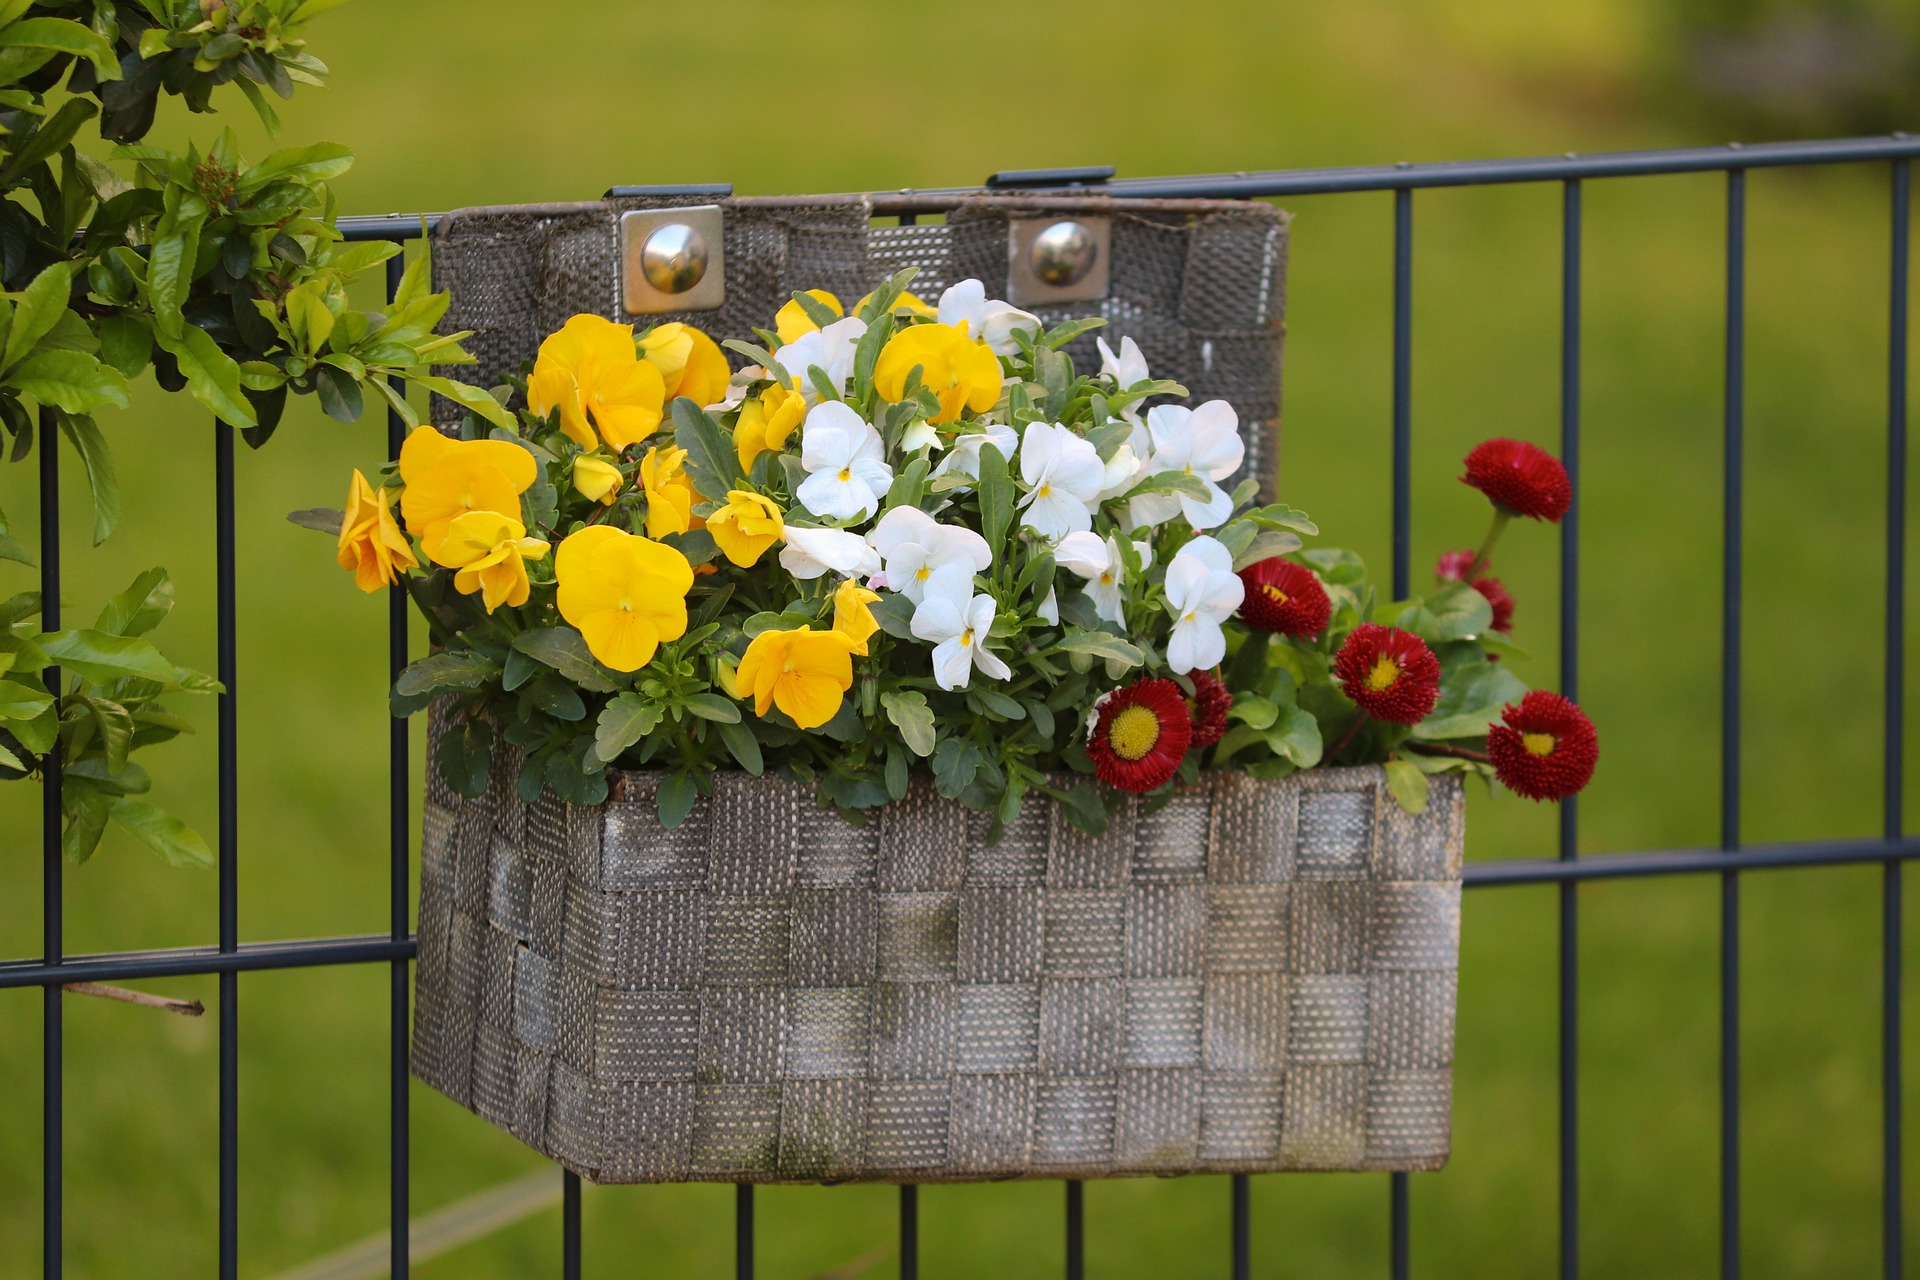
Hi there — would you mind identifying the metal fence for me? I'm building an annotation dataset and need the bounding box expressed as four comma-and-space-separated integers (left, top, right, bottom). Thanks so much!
1, 131, 1915, 1279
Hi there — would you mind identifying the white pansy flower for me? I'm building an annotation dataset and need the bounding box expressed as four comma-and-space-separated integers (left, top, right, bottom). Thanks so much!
1163, 534, 1245, 673
1017, 422, 1105, 539
778, 316, 867, 402
899, 418, 940, 452
910, 563, 1012, 690
1057, 532, 1151, 627
796, 401, 892, 523
931, 423, 1019, 484
778, 524, 882, 581
1096, 441, 1145, 503
937, 279, 1042, 356
868, 505, 991, 604
1128, 401, 1245, 530
1097, 335, 1152, 393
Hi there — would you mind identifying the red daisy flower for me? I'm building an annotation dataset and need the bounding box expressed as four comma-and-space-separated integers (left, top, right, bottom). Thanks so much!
1461, 438, 1572, 523
1488, 690, 1599, 801
1237, 558, 1332, 638
1087, 677, 1193, 792
1435, 549, 1515, 635
1332, 624, 1442, 725
1187, 670, 1232, 747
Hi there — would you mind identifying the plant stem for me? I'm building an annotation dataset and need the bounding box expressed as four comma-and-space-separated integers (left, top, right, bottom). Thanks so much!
1326, 709, 1370, 762
1404, 740, 1492, 764
1465, 509, 1512, 580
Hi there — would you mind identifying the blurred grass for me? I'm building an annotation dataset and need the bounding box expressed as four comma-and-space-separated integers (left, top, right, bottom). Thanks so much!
0, 0, 1915, 1275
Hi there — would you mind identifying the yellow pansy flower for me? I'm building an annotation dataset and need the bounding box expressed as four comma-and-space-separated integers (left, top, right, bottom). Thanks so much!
732, 383, 806, 470
873, 321, 1003, 423
735, 627, 858, 730
855, 288, 936, 319
527, 314, 666, 451
337, 468, 418, 593
397, 426, 537, 561
707, 490, 784, 567
638, 322, 731, 408
831, 579, 882, 656
433, 509, 550, 613
714, 654, 741, 698
639, 444, 704, 539
554, 525, 694, 672
572, 455, 624, 505
774, 289, 844, 344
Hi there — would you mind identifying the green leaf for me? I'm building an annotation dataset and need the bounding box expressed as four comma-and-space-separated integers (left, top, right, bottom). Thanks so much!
155, 325, 255, 427
0, 97, 94, 188
682, 692, 741, 724
97, 315, 152, 379
1120, 469, 1213, 504
3, 261, 76, 372
1413, 661, 1528, 740
1420, 581, 1496, 642
86, 695, 134, 773
718, 720, 763, 775
868, 593, 916, 641
240, 141, 353, 192
0, 679, 53, 720
1231, 529, 1304, 571
393, 651, 496, 697
1055, 630, 1145, 667
655, 772, 700, 829
512, 627, 618, 693
408, 374, 514, 429
977, 442, 1012, 552
0, 17, 119, 78
1384, 760, 1430, 815
1246, 503, 1320, 536
1266, 703, 1324, 768
95, 568, 173, 637
313, 364, 364, 422
435, 716, 493, 797
931, 736, 982, 797
14, 351, 130, 415
286, 507, 345, 535
881, 689, 936, 757
40, 629, 176, 684
791, 290, 841, 329
286, 282, 336, 354
593, 692, 663, 762
61, 779, 110, 865
671, 395, 744, 499
1228, 695, 1280, 731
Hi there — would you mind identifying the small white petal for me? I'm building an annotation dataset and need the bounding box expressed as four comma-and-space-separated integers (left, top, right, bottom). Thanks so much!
931, 636, 974, 689
1037, 586, 1059, 625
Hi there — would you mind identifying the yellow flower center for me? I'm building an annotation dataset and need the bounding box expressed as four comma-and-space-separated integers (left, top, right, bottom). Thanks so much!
1260, 583, 1289, 605
1367, 656, 1400, 690
838, 467, 852, 482
916, 566, 931, 582
1100, 571, 1115, 586
960, 631, 973, 648
1523, 732, 1556, 757
1108, 704, 1162, 761
1037, 483, 1052, 498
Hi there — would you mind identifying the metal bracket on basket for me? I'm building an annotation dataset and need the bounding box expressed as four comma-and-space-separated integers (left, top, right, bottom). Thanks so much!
618, 205, 726, 315
1006, 215, 1111, 307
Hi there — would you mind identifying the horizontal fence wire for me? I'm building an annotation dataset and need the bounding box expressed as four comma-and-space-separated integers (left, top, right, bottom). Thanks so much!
18, 132, 1916, 1279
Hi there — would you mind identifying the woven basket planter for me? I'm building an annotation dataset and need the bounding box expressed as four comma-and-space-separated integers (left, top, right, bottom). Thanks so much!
410, 746, 1464, 1184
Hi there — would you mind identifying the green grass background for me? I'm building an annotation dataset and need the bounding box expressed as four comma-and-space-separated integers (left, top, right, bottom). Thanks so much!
1, 0, 1917, 1275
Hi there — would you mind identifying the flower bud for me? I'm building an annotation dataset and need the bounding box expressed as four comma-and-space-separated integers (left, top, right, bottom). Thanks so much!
572, 455, 623, 505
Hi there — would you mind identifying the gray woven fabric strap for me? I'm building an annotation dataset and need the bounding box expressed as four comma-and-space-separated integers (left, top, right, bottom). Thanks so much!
429, 194, 1288, 498
412, 709, 1462, 1184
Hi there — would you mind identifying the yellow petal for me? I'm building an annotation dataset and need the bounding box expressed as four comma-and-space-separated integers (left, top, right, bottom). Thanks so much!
774, 289, 844, 344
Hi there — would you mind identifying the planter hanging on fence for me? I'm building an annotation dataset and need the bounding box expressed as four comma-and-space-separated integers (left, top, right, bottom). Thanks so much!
411, 732, 1463, 1183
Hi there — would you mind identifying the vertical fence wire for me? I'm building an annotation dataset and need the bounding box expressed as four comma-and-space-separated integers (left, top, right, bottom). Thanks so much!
216, 416, 240, 1280
385, 252, 412, 1279
900, 1184, 919, 1280
1720, 166, 1747, 1280
1884, 155, 1910, 1280
1066, 1180, 1085, 1280
1231, 1174, 1250, 1280
563, 1171, 582, 1279
1558, 178, 1583, 1280
1389, 182, 1415, 1279
39, 408, 60, 1280
736, 1183, 754, 1280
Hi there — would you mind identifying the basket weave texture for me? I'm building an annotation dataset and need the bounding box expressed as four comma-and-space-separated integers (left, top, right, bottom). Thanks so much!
411, 739, 1463, 1184
429, 193, 1289, 498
